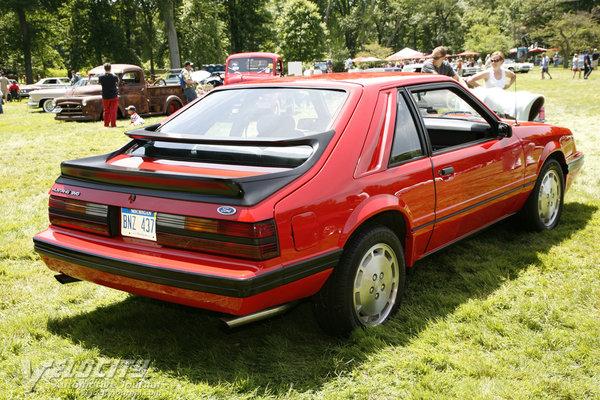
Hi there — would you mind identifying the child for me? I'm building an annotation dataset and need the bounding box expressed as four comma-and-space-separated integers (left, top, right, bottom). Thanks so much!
125, 105, 145, 126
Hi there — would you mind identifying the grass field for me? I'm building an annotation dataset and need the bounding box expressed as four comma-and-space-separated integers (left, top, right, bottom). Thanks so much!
1, 68, 599, 400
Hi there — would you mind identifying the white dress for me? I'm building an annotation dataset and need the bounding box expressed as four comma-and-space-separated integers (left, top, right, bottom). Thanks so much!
484, 68, 507, 89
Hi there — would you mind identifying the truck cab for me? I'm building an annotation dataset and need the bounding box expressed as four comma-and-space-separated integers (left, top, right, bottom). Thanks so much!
224, 52, 283, 85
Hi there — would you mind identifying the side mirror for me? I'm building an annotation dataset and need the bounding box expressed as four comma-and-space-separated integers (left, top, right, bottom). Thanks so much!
497, 122, 512, 138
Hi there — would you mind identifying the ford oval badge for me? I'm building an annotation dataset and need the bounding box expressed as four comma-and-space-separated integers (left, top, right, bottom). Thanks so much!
217, 206, 237, 216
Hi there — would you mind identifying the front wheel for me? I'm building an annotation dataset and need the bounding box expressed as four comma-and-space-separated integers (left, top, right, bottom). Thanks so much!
42, 99, 56, 113
521, 159, 564, 231
312, 225, 406, 336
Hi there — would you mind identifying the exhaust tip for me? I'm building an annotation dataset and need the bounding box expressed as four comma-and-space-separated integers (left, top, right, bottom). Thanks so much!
54, 274, 81, 284
220, 302, 297, 329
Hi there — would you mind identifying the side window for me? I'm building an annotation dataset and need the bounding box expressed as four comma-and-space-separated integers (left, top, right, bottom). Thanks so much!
390, 92, 423, 165
122, 72, 141, 84
410, 88, 493, 151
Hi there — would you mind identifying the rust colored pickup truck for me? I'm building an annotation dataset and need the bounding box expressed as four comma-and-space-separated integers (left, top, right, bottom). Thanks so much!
54, 64, 186, 122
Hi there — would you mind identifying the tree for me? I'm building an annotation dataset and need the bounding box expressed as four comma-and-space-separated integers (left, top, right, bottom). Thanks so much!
160, 0, 181, 69
276, 0, 326, 62
219, 0, 273, 53
532, 11, 600, 67
178, 0, 229, 66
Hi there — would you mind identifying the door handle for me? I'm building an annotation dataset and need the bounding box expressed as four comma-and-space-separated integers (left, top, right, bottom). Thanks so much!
438, 166, 455, 176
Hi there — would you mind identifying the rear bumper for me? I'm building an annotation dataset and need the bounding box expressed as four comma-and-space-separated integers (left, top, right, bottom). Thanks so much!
33, 228, 339, 315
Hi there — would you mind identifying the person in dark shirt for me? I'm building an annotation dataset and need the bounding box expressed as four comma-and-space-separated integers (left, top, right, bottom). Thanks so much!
98, 63, 119, 127
422, 46, 464, 85
583, 50, 592, 79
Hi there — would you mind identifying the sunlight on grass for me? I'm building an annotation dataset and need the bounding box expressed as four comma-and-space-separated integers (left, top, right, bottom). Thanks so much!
0, 68, 599, 399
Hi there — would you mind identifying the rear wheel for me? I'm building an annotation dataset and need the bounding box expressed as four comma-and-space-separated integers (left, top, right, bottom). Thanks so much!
166, 100, 181, 115
42, 99, 56, 113
312, 225, 406, 336
521, 158, 564, 231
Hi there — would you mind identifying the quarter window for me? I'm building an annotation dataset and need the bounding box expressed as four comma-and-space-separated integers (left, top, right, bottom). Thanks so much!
390, 93, 423, 165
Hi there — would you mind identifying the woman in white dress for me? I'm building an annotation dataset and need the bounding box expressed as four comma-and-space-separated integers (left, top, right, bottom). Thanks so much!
465, 51, 516, 90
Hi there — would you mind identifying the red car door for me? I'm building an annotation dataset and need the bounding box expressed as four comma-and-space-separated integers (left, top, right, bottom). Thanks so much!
407, 86, 525, 253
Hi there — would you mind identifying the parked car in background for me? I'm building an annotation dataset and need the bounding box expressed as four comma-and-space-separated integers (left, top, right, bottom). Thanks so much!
504, 59, 534, 73
28, 78, 89, 113
452, 63, 480, 76
164, 72, 180, 85
402, 63, 425, 72
224, 52, 283, 85
34, 72, 583, 336
19, 77, 71, 97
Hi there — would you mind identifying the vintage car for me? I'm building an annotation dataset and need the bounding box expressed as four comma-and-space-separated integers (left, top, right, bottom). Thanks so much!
451, 62, 480, 76
224, 52, 283, 85
504, 59, 534, 73
402, 63, 425, 73
19, 77, 71, 97
33, 72, 584, 335
28, 78, 88, 113
54, 64, 186, 121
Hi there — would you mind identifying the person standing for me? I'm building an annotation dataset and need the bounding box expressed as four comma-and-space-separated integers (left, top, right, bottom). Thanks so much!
540, 52, 552, 80
465, 51, 516, 90
0, 73, 9, 103
98, 63, 119, 127
591, 48, 599, 70
572, 53, 582, 79
583, 50, 592, 79
422, 46, 464, 84
181, 61, 198, 103
70, 70, 81, 85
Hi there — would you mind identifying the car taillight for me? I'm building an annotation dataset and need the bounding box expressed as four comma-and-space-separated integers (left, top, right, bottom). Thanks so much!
49, 196, 111, 236
156, 213, 279, 260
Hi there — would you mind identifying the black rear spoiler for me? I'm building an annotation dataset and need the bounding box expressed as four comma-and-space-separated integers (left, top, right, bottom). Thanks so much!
57, 128, 334, 206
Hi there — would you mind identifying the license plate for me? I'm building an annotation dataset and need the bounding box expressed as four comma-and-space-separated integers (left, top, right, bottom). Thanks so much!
121, 208, 157, 241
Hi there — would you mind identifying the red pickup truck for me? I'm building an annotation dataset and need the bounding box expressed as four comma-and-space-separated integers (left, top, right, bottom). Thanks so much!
54, 64, 186, 122
224, 52, 283, 85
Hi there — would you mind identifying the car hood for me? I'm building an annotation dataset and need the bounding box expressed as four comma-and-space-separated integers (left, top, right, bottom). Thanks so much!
64, 84, 102, 97
29, 87, 69, 98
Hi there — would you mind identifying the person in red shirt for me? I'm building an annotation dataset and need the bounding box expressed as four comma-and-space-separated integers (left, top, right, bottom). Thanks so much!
8, 81, 20, 101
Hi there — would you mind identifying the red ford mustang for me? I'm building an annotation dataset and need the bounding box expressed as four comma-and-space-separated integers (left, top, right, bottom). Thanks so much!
34, 73, 584, 335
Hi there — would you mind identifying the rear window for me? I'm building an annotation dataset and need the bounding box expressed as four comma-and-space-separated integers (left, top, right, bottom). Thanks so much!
159, 88, 346, 138
135, 88, 347, 168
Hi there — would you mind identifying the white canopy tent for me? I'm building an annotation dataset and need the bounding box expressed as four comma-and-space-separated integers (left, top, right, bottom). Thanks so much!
386, 47, 424, 61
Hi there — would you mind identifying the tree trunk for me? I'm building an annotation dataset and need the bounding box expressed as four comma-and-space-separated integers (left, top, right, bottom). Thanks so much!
17, 8, 33, 84
162, 0, 180, 70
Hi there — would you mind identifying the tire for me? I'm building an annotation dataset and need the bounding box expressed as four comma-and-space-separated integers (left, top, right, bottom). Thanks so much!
166, 100, 181, 115
42, 99, 56, 113
312, 225, 406, 336
521, 158, 564, 231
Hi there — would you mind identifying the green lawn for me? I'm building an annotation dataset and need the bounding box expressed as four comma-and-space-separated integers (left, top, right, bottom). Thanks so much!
1, 68, 599, 400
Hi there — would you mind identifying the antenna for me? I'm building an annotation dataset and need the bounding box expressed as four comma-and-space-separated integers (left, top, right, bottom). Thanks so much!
513, 72, 519, 126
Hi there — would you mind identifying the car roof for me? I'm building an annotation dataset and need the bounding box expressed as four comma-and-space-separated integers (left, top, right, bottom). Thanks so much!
222, 72, 454, 90
88, 64, 141, 75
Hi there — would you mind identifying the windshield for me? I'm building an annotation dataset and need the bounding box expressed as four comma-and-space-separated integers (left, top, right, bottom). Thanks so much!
73, 78, 88, 87
228, 57, 276, 74
159, 88, 347, 138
